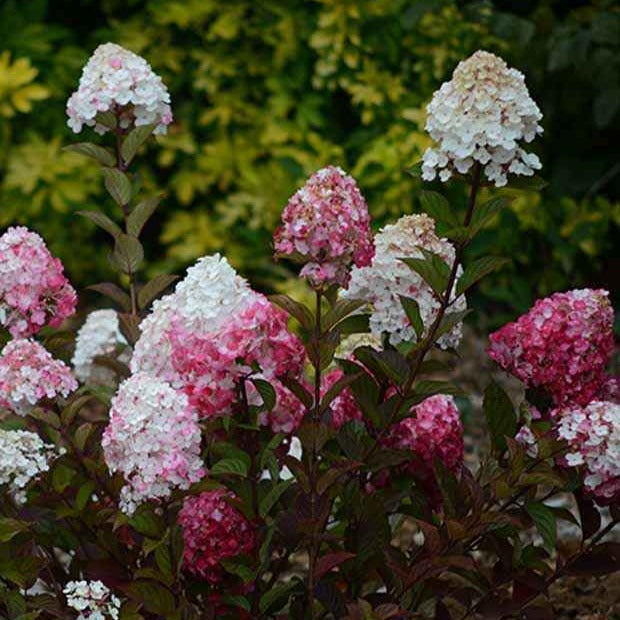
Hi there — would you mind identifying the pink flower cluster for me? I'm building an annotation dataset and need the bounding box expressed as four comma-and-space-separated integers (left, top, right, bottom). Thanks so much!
385, 395, 464, 500
273, 166, 374, 288
0, 339, 77, 415
555, 400, 619, 504
169, 295, 306, 433
178, 489, 256, 583
0, 227, 77, 338
102, 372, 205, 514
321, 368, 363, 429
487, 289, 614, 407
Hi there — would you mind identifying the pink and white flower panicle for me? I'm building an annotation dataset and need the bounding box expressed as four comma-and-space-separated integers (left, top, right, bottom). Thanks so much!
555, 400, 619, 504
274, 165, 374, 288
178, 489, 256, 584
0, 339, 77, 415
0, 226, 77, 338
488, 289, 614, 407
102, 372, 205, 515
66, 42, 173, 135
422, 50, 543, 187
63, 580, 121, 620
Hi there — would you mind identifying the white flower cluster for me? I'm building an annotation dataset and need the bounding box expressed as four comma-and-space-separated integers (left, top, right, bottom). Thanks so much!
63, 580, 120, 620
131, 253, 254, 379
0, 429, 60, 503
66, 42, 173, 135
344, 214, 467, 347
422, 50, 543, 187
556, 400, 619, 502
72, 310, 127, 385
101, 372, 205, 515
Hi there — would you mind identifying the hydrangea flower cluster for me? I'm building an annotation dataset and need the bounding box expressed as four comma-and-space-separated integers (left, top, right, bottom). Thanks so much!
63, 580, 121, 620
178, 489, 256, 584
72, 310, 127, 385
0, 339, 77, 415
101, 372, 205, 515
168, 295, 305, 428
321, 368, 363, 429
0, 227, 77, 338
488, 289, 614, 407
131, 254, 255, 379
385, 395, 464, 496
0, 429, 61, 504
273, 166, 374, 288
421, 50, 543, 187
555, 400, 619, 504
345, 214, 467, 347
66, 42, 172, 135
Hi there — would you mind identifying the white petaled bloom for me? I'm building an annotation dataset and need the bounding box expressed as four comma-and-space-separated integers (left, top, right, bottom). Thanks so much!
556, 400, 620, 504
131, 254, 254, 380
344, 214, 467, 347
0, 429, 61, 504
63, 580, 121, 620
0, 339, 78, 415
101, 372, 206, 515
66, 42, 173, 135
422, 50, 543, 187
72, 310, 128, 385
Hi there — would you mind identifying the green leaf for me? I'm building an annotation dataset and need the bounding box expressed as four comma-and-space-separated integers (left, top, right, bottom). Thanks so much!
468, 196, 512, 236
526, 502, 556, 551
129, 510, 166, 538
137, 274, 177, 310
269, 294, 314, 330
64, 142, 116, 167
77, 210, 123, 239
121, 124, 157, 165
211, 457, 249, 477
95, 111, 117, 129
259, 480, 293, 517
322, 298, 366, 332
220, 595, 251, 613
128, 581, 175, 616
127, 195, 163, 237
400, 251, 450, 298
0, 519, 29, 543
220, 559, 256, 582
75, 481, 96, 511
110, 234, 144, 274
399, 295, 424, 338
435, 309, 472, 341
406, 161, 423, 178
337, 313, 370, 335
259, 581, 300, 615
419, 190, 459, 227
87, 283, 131, 311
102, 168, 132, 206
456, 256, 510, 297
506, 175, 548, 191
251, 378, 276, 411
51, 463, 75, 493
483, 381, 517, 453
74, 422, 94, 452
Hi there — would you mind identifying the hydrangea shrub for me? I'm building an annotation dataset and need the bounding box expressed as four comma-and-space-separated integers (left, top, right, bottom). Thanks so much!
0, 45, 617, 620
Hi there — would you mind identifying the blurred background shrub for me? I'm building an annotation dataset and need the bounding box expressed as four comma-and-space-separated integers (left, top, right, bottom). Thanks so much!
0, 0, 618, 325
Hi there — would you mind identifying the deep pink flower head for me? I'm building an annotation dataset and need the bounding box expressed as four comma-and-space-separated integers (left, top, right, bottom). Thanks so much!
273, 166, 374, 288
488, 289, 614, 407
555, 400, 619, 505
0, 227, 77, 338
385, 395, 464, 504
0, 339, 77, 415
178, 489, 256, 583
169, 294, 306, 432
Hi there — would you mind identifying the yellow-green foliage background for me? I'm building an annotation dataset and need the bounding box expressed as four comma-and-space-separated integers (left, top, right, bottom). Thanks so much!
0, 0, 618, 324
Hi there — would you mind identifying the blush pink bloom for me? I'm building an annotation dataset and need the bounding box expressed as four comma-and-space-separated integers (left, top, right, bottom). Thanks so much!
385, 395, 464, 504
488, 289, 614, 407
273, 166, 374, 288
321, 368, 363, 429
0, 227, 77, 338
178, 489, 256, 583
169, 295, 306, 432
0, 339, 77, 415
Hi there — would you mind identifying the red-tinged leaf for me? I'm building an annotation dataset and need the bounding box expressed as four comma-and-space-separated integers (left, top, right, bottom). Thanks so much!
414, 519, 442, 555
523, 605, 554, 620
315, 551, 356, 579
435, 600, 453, 620
87, 282, 131, 311
576, 493, 601, 541
565, 542, 620, 576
